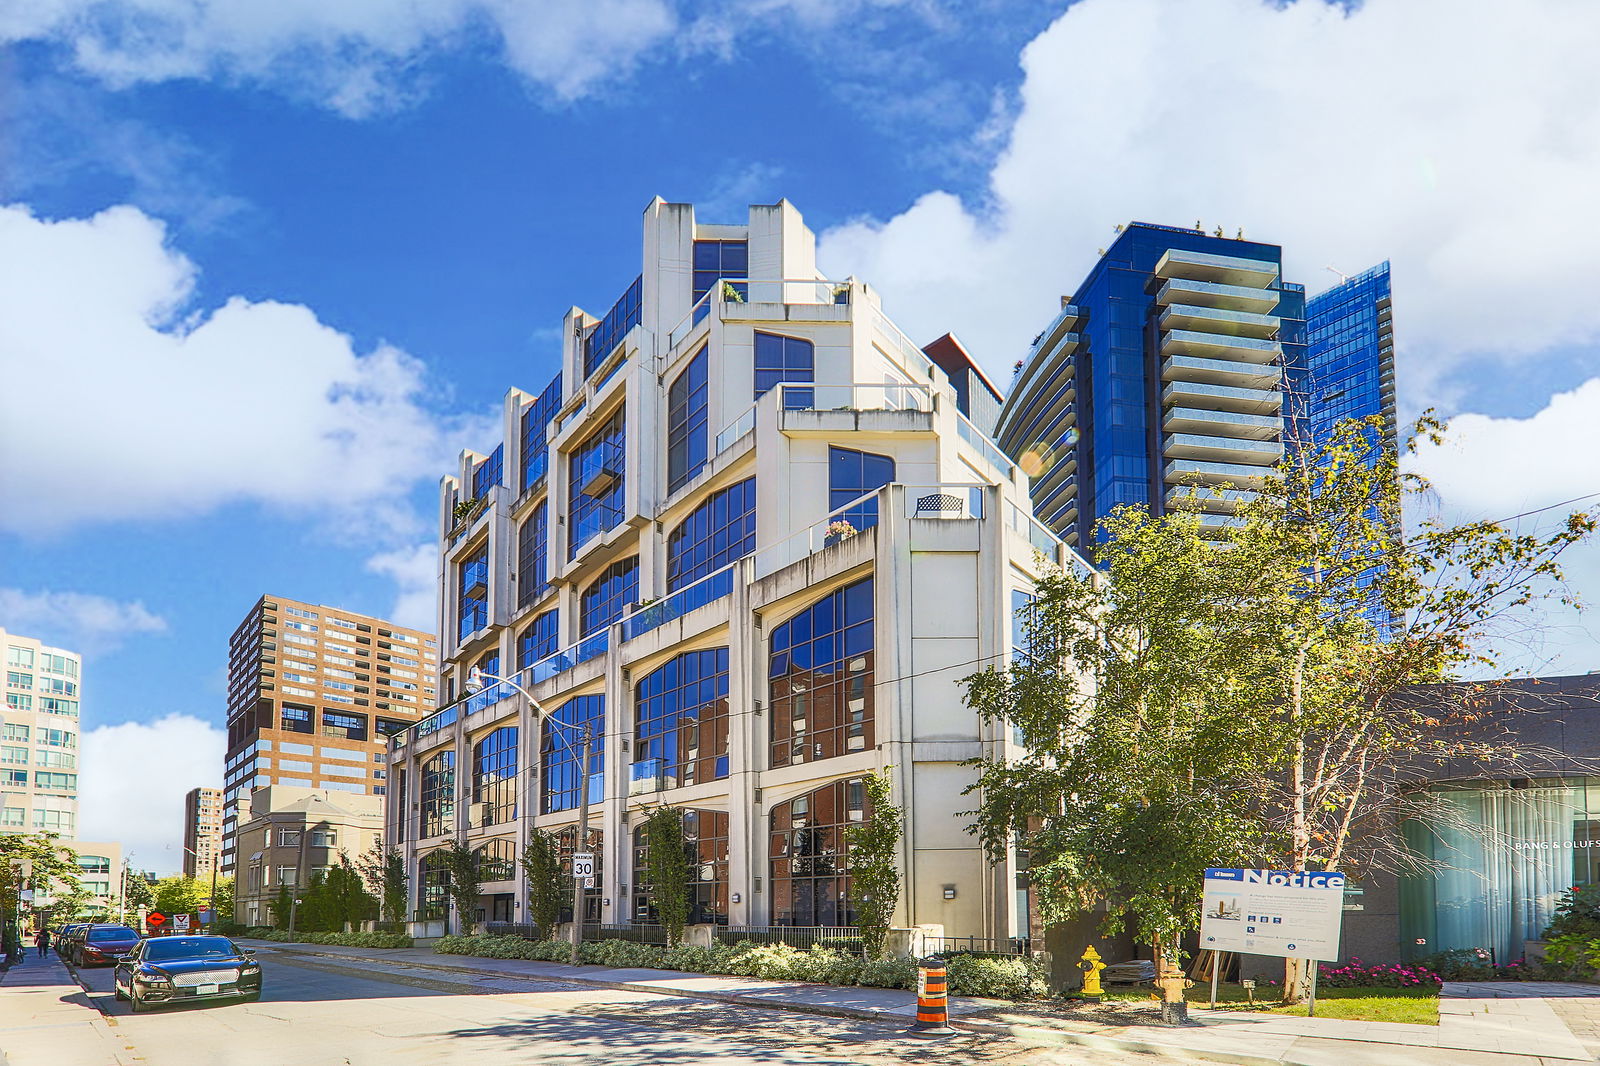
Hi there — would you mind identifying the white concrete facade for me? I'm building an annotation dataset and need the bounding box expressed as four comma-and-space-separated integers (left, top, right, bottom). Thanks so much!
1, 627, 82, 838
387, 198, 1084, 940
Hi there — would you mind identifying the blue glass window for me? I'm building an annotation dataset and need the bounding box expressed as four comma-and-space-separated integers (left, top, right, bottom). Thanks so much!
692, 241, 748, 303
458, 545, 488, 641
828, 446, 895, 532
472, 444, 503, 499
666, 478, 756, 592
581, 556, 639, 637
769, 577, 875, 768
517, 501, 548, 610
769, 778, 868, 927
420, 750, 455, 837
474, 838, 516, 882
754, 331, 814, 407
517, 609, 559, 670
418, 850, 449, 918
633, 809, 729, 926
472, 727, 518, 828
521, 374, 561, 491
668, 348, 710, 493
569, 407, 626, 558
542, 694, 604, 814
583, 276, 642, 379
635, 648, 730, 791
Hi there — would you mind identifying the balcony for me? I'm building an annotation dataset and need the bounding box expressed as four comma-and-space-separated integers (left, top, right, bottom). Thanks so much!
1163, 458, 1273, 489
619, 565, 735, 643
523, 630, 609, 686
460, 560, 488, 601
1162, 355, 1282, 391
1161, 406, 1281, 441
1164, 433, 1283, 465
1154, 248, 1279, 288
1158, 303, 1279, 339
1160, 329, 1281, 365
667, 278, 854, 352
1165, 484, 1259, 513
1161, 380, 1281, 415
776, 383, 934, 437
1154, 277, 1280, 314
629, 758, 667, 796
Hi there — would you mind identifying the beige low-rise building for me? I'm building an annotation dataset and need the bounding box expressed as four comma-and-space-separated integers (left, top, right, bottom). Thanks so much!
231, 786, 383, 927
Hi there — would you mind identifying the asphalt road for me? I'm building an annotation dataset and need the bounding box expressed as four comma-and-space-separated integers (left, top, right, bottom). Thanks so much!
69, 949, 1125, 1066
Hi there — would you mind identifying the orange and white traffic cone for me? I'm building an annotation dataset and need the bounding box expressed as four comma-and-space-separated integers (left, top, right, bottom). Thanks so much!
908, 957, 957, 1037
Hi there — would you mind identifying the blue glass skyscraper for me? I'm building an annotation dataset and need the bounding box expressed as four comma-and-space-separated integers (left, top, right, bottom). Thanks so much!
1295, 261, 1395, 448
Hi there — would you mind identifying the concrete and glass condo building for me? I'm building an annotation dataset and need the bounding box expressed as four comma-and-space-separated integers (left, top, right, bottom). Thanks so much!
220, 596, 436, 880
183, 786, 224, 879
386, 198, 1076, 938
996, 223, 1394, 547
1, 627, 82, 838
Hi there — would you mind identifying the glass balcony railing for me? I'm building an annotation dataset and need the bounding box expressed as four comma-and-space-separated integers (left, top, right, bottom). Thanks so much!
620, 566, 735, 643
524, 630, 609, 686
776, 382, 932, 413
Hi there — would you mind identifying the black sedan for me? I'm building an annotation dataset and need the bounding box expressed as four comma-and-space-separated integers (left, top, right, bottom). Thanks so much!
73, 924, 141, 966
113, 935, 263, 1012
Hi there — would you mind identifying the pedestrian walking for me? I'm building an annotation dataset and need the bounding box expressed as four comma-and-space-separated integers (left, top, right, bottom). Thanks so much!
34, 927, 50, 959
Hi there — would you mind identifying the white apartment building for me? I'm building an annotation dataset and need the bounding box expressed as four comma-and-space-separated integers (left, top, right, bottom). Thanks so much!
387, 199, 1085, 940
1, 627, 82, 837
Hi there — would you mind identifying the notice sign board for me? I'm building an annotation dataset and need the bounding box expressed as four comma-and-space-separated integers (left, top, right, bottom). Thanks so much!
1200, 868, 1346, 962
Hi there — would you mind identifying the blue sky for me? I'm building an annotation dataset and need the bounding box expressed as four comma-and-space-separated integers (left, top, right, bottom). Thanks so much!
2, 0, 1599, 869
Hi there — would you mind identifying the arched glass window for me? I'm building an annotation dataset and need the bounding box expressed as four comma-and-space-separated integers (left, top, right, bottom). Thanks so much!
580, 557, 639, 637
474, 838, 517, 883
517, 501, 548, 610
418, 849, 451, 920
666, 478, 755, 592
769, 779, 868, 927
769, 577, 875, 768
668, 347, 709, 493
517, 610, 559, 670
631, 809, 729, 926
472, 726, 518, 828
754, 331, 814, 407
542, 694, 604, 814
420, 751, 455, 838
635, 649, 729, 789
828, 446, 894, 532
569, 407, 626, 558
555, 826, 604, 923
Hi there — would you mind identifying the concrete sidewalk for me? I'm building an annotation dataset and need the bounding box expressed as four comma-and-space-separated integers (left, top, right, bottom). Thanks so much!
242, 938, 1600, 1065
0, 951, 133, 1066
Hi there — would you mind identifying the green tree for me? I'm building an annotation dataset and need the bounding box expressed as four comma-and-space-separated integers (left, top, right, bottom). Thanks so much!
324, 854, 375, 931
357, 840, 408, 927
153, 875, 206, 915
121, 867, 156, 911
642, 807, 690, 947
271, 885, 293, 929
520, 830, 564, 937
963, 414, 1594, 1000
433, 841, 482, 935
846, 770, 903, 960
1, 834, 83, 949
210, 876, 235, 921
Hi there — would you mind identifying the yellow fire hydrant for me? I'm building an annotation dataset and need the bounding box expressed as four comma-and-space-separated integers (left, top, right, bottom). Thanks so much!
1078, 945, 1106, 1002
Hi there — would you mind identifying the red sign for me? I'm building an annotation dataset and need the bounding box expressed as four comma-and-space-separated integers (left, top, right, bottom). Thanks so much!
146, 910, 168, 928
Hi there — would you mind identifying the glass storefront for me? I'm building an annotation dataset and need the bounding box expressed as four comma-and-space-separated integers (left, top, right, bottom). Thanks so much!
1401, 778, 1600, 962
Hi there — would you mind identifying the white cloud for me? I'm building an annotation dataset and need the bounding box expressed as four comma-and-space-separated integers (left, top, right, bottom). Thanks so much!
817, 0, 1600, 392
366, 543, 440, 633
0, 588, 168, 654
0, 203, 479, 537
5, 0, 678, 116
1409, 380, 1600, 674
78, 714, 225, 877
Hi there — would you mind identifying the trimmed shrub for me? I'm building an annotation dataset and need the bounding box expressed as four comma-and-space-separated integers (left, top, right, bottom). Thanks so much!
856, 957, 916, 989
944, 954, 1048, 1000
254, 929, 412, 948
1315, 958, 1442, 989
1546, 884, 1600, 941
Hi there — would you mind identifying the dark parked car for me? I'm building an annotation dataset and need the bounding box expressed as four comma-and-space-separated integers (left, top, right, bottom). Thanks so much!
56, 924, 88, 954
72, 924, 141, 967
113, 936, 262, 1013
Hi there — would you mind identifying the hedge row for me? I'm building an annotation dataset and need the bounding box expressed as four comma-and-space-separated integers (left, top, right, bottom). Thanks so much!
433, 935, 1047, 1000
238, 927, 413, 949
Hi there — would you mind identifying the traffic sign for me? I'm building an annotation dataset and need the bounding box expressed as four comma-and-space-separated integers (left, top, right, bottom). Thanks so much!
174, 914, 192, 932
147, 910, 168, 928
572, 853, 595, 880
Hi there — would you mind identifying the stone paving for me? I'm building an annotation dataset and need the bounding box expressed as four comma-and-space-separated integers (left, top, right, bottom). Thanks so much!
0, 951, 134, 1066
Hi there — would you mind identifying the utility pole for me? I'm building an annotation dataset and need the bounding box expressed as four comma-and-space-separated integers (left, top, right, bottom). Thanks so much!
570, 723, 594, 967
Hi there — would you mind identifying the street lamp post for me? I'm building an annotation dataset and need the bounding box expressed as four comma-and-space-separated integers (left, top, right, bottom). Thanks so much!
465, 668, 592, 967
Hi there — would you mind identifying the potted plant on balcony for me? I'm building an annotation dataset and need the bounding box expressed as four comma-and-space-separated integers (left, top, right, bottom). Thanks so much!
824, 520, 858, 547
720, 281, 745, 303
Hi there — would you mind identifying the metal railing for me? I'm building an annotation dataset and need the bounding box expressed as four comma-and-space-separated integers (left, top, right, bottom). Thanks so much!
524, 630, 609, 686
776, 382, 932, 413
619, 564, 735, 642
931, 935, 1035, 958
483, 921, 545, 940
902, 483, 985, 520
667, 278, 852, 351
583, 923, 671, 945
715, 926, 864, 954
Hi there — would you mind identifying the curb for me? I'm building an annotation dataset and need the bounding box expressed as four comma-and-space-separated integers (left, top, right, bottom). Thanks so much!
252, 942, 1287, 1065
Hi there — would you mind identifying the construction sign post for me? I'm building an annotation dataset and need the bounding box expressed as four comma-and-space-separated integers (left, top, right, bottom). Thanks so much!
1199, 868, 1345, 962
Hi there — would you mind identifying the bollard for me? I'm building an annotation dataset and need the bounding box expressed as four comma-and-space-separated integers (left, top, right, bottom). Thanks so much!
1078, 945, 1106, 1002
907, 956, 957, 1037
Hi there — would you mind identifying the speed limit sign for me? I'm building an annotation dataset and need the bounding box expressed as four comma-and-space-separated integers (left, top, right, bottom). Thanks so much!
572, 853, 595, 880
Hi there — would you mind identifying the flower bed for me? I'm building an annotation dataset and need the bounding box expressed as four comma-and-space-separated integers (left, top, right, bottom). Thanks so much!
433, 935, 1048, 1000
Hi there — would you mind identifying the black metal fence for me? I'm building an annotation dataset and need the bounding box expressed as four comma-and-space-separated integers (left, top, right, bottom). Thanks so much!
932, 936, 1035, 959
714, 926, 865, 955
483, 922, 544, 940
583, 923, 671, 945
